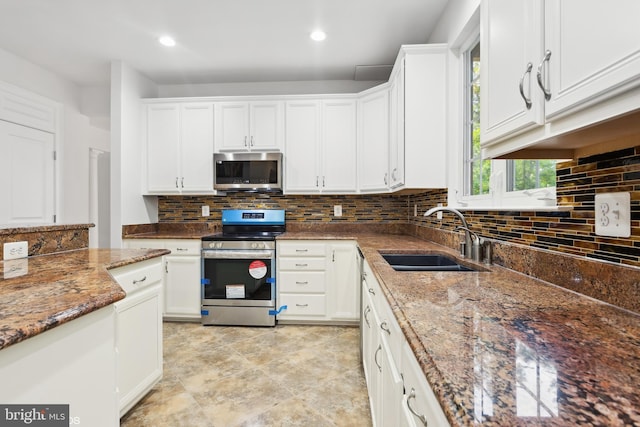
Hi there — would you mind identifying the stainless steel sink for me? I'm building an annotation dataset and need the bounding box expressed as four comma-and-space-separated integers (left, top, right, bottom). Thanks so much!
380, 253, 478, 272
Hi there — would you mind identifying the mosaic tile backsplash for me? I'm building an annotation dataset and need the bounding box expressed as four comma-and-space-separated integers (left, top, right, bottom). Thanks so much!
158, 145, 640, 268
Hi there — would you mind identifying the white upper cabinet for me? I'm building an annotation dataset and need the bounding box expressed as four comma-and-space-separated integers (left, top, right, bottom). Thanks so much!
544, 0, 640, 119
321, 99, 357, 192
145, 102, 214, 194
480, 0, 545, 144
284, 98, 357, 194
388, 66, 404, 189
284, 100, 322, 192
215, 101, 284, 152
358, 87, 390, 192
481, 0, 640, 158
402, 45, 448, 189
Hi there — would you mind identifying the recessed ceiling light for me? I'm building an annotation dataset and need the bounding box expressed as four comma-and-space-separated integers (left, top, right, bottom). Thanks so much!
310, 30, 326, 42
158, 36, 176, 47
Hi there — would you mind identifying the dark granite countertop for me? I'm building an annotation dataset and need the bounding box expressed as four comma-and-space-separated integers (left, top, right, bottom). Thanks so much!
123, 230, 215, 239
280, 232, 640, 426
0, 248, 169, 351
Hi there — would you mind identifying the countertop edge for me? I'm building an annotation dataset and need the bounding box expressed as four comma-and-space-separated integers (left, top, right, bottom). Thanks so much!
0, 249, 169, 351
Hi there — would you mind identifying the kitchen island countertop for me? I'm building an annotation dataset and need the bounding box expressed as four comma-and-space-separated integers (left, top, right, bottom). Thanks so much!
279, 231, 640, 426
0, 248, 169, 351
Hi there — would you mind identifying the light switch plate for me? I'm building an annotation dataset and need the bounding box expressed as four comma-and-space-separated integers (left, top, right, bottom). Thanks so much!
4, 241, 28, 260
201, 205, 210, 217
334, 205, 342, 217
595, 192, 631, 237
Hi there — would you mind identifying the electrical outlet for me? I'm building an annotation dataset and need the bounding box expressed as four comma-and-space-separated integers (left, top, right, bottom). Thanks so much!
4, 241, 28, 260
201, 205, 210, 217
437, 203, 443, 220
595, 192, 630, 237
334, 205, 342, 217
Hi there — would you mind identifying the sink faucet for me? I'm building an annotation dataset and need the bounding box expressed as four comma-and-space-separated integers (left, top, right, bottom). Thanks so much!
424, 206, 479, 261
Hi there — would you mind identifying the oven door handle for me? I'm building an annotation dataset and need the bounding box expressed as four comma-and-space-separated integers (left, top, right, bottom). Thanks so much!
202, 249, 275, 259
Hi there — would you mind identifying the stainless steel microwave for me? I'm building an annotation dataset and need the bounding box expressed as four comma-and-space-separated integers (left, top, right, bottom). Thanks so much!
213, 152, 283, 191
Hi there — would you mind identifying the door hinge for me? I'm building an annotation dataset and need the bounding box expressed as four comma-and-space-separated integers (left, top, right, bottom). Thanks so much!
53, 214, 57, 223
53, 151, 57, 160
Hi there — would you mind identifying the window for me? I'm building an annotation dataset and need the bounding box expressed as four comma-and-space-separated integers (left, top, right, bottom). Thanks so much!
461, 37, 556, 207
463, 39, 489, 197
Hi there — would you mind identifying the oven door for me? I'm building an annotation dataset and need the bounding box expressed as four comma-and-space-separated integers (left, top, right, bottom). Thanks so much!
202, 249, 275, 307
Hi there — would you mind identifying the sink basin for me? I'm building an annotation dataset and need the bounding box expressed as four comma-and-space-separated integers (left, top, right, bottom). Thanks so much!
381, 253, 478, 272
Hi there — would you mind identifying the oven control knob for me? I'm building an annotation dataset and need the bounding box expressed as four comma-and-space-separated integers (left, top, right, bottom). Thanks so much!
208, 242, 216, 249
216, 242, 223, 249
251, 243, 258, 249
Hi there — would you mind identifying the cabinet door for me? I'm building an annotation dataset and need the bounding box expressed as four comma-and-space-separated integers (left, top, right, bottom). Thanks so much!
0, 120, 55, 224
358, 89, 389, 192
544, 0, 640, 119
481, 0, 545, 144
322, 99, 357, 192
401, 341, 450, 427
381, 335, 403, 427
116, 285, 162, 415
180, 103, 214, 193
164, 255, 202, 318
327, 241, 359, 320
147, 104, 180, 193
216, 102, 249, 151
388, 71, 404, 189
250, 101, 283, 151
284, 100, 321, 192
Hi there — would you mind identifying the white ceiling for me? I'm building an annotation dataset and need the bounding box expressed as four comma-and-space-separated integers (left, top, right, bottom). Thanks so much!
0, 0, 449, 87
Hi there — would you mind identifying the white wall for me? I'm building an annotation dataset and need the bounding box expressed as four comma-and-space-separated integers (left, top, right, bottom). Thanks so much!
157, 80, 383, 98
110, 61, 158, 248
427, 0, 480, 203
0, 47, 110, 225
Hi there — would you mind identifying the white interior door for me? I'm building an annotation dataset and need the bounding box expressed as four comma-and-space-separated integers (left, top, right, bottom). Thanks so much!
0, 120, 55, 225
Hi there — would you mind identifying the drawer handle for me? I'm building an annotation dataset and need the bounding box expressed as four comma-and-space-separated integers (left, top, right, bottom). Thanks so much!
295, 263, 308, 267
295, 303, 309, 307
132, 276, 147, 285
176, 248, 189, 251
368, 288, 375, 296
380, 321, 391, 335
374, 344, 382, 372
407, 388, 428, 426
364, 306, 371, 328
296, 281, 309, 285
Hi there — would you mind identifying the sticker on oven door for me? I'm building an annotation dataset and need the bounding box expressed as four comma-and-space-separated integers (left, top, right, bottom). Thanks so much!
248, 260, 267, 279
226, 284, 245, 298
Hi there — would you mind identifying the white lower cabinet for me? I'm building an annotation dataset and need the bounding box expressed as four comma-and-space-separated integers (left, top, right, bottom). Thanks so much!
0, 306, 118, 427
276, 240, 358, 323
110, 258, 163, 417
401, 340, 450, 427
361, 259, 449, 427
123, 239, 202, 320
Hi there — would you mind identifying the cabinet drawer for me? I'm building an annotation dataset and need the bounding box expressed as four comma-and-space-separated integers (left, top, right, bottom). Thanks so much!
164, 239, 201, 256
279, 257, 326, 271
279, 271, 326, 293
110, 258, 163, 294
277, 241, 326, 257
279, 294, 326, 316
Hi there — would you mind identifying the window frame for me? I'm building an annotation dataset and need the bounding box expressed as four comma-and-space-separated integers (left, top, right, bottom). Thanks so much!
455, 27, 557, 210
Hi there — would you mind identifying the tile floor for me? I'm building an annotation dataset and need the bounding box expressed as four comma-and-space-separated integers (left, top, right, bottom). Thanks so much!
120, 322, 372, 427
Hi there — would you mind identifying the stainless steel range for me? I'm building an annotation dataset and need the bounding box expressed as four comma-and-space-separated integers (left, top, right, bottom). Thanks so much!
201, 209, 285, 326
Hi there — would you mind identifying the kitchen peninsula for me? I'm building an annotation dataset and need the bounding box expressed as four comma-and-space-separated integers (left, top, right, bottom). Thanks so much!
0, 224, 169, 427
